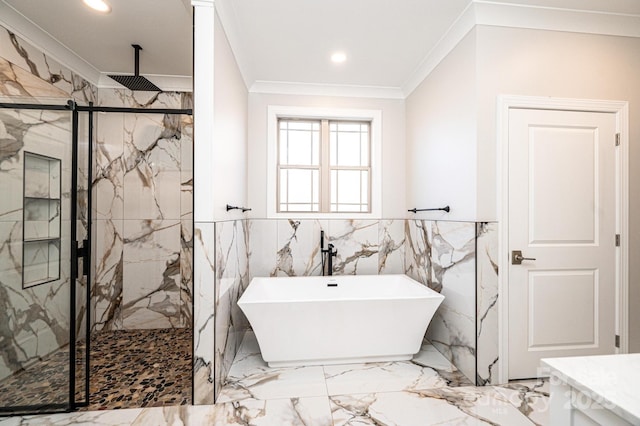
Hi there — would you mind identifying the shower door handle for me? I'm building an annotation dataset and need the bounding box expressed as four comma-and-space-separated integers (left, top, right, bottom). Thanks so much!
73, 239, 90, 279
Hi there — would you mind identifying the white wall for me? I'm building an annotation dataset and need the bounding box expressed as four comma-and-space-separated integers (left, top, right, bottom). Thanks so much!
247, 93, 406, 218
405, 30, 478, 221
212, 11, 248, 221
193, 6, 248, 224
474, 26, 640, 351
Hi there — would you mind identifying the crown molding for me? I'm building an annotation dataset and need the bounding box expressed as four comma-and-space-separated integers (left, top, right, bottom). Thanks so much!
474, 1, 640, 37
213, 0, 253, 89
98, 73, 193, 92
402, 0, 640, 98
401, 1, 476, 98
250, 80, 404, 100
0, 0, 102, 85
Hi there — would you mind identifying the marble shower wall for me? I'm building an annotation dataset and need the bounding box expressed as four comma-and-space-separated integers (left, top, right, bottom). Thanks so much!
92, 89, 193, 332
0, 27, 97, 381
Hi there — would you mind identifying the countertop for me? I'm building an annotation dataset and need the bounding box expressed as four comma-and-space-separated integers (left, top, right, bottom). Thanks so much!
542, 353, 640, 425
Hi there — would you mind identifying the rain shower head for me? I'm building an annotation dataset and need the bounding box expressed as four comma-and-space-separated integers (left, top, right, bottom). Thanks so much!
108, 44, 161, 91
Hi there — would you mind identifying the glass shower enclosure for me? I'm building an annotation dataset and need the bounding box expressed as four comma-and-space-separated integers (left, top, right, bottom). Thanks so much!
0, 98, 91, 415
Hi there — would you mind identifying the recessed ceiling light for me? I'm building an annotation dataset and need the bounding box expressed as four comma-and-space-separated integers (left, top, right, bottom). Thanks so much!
331, 52, 347, 64
83, 0, 112, 13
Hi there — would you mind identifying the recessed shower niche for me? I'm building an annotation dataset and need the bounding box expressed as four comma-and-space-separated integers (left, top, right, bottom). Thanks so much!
22, 151, 61, 288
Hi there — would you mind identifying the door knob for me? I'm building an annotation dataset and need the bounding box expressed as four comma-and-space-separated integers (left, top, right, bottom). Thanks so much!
512, 250, 536, 265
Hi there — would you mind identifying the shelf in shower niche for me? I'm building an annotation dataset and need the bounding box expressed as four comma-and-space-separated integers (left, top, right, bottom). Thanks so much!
23, 152, 62, 289
24, 196, 61, 201
23, 236, 61, 243
22, 238, 61, 288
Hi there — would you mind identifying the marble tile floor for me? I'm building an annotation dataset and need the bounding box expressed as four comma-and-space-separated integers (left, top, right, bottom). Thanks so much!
0, 328, 191, 414
1, 331, 550, 425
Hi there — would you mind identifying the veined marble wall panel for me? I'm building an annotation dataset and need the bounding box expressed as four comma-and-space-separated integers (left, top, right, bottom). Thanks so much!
180, 114, 193, 221
193, 222, 215, 405
95, 107, 125, 221
248, 219, 402, 278
93, 89, 193, 331
274, 219, 326, 277
75, 92, 97, 339
328, 219, 379, 275
378, 219, 405, 274
180, 219, 193, 327
0, 27, 98, 384
122, 219, 181, 329
93, 219, 123, 331
0, 30, 79, 98
122, 113, 181, 220
404, 219, 432, 285
179, 107, 193, 327
428, 221, 476, 383
404, 220, 477, 384
214, 220, 249, 400
0, 105, 73, 381
476, 222, 499, 385
247, 219, 277, 279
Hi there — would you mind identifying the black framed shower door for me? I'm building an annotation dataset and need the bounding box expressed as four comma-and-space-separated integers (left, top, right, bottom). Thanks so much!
0, 99, 91, 416
0, 99, 193, 416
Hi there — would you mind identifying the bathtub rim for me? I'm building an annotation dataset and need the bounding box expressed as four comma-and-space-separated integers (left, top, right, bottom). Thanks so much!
238, 273, 444, 305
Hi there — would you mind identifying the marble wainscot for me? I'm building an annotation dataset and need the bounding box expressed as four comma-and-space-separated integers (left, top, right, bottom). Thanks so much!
476, 222, 499, 385
193, 219, 250, 404
543, 354, 640, 425
404, 220, 477, 382
193, 218, 499, 404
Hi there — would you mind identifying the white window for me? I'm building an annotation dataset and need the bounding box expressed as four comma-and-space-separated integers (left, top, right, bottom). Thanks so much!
268, 106, 382, 218
278, 118, 371, 213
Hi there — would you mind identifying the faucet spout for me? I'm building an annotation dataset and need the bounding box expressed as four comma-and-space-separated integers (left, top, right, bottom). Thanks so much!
326, 243, 337, 276
320, 232, 338, 276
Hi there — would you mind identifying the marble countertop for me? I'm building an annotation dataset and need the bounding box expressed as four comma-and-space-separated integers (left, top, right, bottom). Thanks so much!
542, 353, 640, 425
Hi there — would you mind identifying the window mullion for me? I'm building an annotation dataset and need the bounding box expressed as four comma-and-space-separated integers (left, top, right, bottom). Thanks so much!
320, 119, 330, 213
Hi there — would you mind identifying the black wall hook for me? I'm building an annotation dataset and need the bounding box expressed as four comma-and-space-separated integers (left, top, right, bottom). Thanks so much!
226, 204, 251, 213
408, 206, 450, 214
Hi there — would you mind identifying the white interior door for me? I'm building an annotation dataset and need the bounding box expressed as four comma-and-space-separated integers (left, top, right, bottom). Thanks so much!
508, 108, 617, 379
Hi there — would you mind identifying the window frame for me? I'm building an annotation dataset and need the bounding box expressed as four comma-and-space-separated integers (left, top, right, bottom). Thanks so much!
277, 118, 372, 214
267, 106, 382, 219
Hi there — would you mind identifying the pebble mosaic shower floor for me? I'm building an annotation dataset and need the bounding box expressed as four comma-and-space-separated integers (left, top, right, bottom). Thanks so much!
0, 328, 192, 412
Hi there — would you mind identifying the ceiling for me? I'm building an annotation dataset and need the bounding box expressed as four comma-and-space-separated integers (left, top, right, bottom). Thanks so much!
2, 0, 193, 77
2, 0, 640, 93
219, 0, 471, 88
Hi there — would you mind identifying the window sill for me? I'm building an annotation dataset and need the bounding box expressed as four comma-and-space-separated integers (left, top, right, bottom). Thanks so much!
267, 211, 381, 220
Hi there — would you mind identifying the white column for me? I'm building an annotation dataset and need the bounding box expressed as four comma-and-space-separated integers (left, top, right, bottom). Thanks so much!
192, 0, 216, 405
193, 0, 215, 224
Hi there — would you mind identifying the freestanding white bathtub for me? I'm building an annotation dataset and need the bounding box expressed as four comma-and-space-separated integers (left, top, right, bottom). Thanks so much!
238, 274, 444, 367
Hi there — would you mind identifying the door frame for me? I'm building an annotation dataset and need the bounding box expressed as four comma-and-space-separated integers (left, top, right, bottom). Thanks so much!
497, 95, 629, 383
